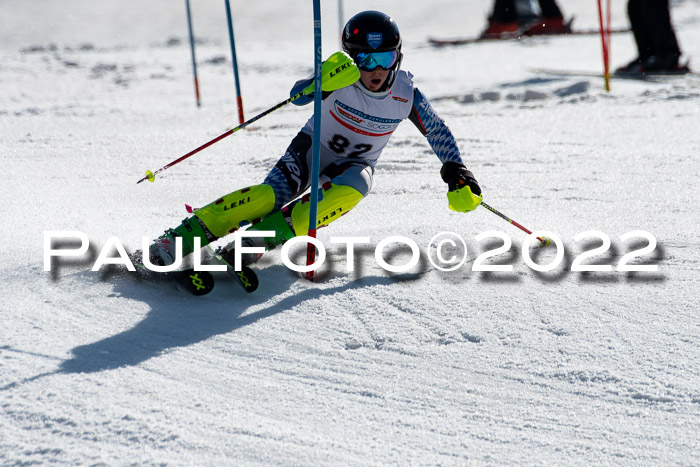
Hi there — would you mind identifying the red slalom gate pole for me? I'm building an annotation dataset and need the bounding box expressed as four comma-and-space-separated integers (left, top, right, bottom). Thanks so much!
607, 0, 612, 55
597, 0, 611, 91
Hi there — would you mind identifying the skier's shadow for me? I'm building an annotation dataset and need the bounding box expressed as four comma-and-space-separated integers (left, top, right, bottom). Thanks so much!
58, 261, 423, 375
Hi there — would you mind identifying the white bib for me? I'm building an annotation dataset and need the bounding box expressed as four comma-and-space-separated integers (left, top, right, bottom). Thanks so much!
302, 70, 415, 166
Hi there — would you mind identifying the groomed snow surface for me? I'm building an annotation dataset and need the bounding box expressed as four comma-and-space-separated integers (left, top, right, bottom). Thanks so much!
2, 0, 699, 464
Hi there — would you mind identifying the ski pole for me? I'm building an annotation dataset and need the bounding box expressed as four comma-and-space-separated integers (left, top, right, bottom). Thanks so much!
137, 93, 301, 184
480, 201, 551, 246
137, 52, 360, 184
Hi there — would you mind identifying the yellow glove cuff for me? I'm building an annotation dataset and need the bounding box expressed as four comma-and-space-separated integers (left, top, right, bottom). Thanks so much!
447, 187, 483, 212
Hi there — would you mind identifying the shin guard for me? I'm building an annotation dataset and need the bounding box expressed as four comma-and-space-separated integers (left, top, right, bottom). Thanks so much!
194, 184, 276, 238
288, 183, 364, 236
236, 183, 364, 252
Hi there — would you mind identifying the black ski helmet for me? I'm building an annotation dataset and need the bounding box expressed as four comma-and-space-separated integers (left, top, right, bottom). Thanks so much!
342, 11, 403, 93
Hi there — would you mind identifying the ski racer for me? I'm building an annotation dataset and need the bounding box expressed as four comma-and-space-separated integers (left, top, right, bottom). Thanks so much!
147, 10, 483, 268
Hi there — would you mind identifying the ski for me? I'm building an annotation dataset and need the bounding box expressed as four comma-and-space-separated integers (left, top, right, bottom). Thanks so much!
530, 67, 699, 82
428, 27, 630, 47
181, 203, 258, 293
207, 245, 259, 293
127, 252, 215, 296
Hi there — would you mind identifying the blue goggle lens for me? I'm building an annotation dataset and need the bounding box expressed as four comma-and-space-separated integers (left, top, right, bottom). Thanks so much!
354, 51, 398, 71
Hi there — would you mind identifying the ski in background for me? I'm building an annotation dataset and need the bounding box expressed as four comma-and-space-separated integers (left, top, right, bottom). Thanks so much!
428, 21, 630, 47
530, 67, 699, 82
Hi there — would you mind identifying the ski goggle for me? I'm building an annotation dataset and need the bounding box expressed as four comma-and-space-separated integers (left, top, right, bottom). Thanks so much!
354, 51, 399, 71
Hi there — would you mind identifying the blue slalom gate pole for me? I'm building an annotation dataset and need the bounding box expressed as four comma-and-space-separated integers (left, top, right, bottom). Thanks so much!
224, 0, 245, 124
305, 0, 323, 281
184, 0, 201, 107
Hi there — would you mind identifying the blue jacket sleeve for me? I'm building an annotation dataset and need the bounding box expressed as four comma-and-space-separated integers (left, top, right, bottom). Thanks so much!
290, 78, 314, 106
408, 88, 463, 165
290, 76, 335, 106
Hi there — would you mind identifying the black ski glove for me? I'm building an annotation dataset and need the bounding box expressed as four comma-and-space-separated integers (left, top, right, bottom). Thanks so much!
441, 162, 481, 195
